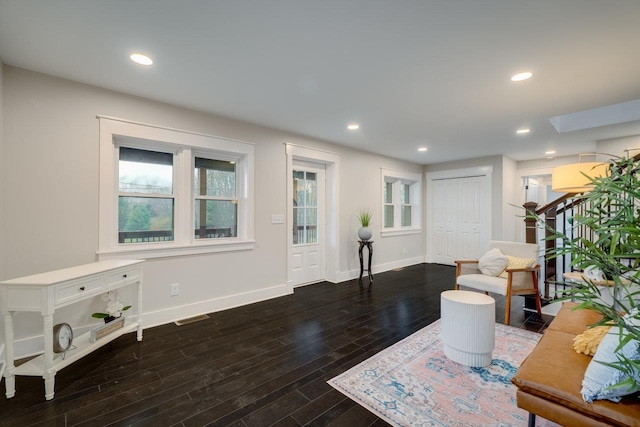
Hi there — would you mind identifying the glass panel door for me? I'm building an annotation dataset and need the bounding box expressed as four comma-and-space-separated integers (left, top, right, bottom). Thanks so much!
293, 170, 318, 245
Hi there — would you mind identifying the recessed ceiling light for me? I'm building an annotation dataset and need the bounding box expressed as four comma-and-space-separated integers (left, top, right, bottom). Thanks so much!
347, 123, 360, 130
511, 71, 533, 82
130, 53, 153, 65
545, 150, 556, 155
418, 147, 428, 152
516, 128, 530, 134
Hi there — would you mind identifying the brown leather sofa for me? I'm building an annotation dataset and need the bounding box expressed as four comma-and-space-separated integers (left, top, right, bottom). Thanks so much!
512, 302, 640, 426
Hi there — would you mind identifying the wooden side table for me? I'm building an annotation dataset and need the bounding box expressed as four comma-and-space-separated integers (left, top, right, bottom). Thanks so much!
358, 240, 374, 283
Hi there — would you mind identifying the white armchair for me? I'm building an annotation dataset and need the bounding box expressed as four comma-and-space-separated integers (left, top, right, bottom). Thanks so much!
454, 240, 542, 325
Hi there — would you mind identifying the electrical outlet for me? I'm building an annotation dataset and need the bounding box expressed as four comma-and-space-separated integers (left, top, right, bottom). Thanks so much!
170, 283, 179, 296
402, 248, 407, 255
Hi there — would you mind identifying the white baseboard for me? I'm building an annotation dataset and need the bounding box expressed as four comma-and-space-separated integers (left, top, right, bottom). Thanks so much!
142, 283, 291, 329
336, 256, 424, 283
10, 284, 291, 360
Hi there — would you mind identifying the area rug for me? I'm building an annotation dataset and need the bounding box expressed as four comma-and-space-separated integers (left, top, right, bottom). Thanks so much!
329, 320, 559, 426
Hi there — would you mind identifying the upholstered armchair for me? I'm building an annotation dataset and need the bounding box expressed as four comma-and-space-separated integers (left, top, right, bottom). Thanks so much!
454, 240, 542, 325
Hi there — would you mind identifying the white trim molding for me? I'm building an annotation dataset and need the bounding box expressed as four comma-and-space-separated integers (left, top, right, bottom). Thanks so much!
336, 256, 425, 283
97, 117, 255, 260
285, 144, 341, 290
143, 283, 290, 329
380, 167, 422, 236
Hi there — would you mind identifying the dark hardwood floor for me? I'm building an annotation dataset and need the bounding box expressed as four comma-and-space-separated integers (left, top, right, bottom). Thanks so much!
0, 263, 555, 427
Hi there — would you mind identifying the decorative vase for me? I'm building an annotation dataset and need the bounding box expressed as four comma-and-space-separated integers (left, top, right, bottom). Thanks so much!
358, 226, 372, 241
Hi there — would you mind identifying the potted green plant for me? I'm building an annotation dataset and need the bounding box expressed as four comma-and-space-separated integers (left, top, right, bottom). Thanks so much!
537, 155, 640, 400
357, 209, 373, 241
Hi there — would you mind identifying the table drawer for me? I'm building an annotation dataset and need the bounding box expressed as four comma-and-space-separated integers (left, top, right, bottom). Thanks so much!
55, 276, 104, 306
105, 266, 140, 288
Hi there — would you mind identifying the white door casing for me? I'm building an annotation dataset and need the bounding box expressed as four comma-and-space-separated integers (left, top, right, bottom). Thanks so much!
285, 144, 340, 292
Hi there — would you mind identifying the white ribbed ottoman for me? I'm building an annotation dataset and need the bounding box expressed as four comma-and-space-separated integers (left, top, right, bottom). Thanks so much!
441, 290, 496, 367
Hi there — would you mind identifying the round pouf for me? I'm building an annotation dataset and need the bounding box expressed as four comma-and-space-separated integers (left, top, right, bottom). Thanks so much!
440, 290, 496, 367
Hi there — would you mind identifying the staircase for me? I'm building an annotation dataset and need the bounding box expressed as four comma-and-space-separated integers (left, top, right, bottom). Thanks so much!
523, 194, 582, 305
522, 153, 640, 308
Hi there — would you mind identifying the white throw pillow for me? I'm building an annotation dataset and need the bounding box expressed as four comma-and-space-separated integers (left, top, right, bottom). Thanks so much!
478, 248, 508, 276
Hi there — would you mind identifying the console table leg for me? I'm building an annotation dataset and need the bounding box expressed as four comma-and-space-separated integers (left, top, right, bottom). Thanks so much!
42, 314, 55, 400
4, 312, 16, 398
136, 279, 144, 341
43, 370, 55, 400
528, 413, 536, 427
5, 375, 15, 399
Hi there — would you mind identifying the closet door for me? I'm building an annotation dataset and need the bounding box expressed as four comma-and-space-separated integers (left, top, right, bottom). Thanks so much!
432, 179, 458, 264
429, 174, 490, 265
458, 177, 486, 260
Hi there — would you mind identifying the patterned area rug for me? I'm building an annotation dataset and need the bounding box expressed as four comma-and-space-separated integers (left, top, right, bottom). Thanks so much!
329, 320, 559, 426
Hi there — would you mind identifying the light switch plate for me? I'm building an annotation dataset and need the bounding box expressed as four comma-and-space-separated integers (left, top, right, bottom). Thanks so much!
272, 214, 285, 224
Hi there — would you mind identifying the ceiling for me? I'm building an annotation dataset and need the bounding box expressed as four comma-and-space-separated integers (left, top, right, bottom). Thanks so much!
1, 0, 640, 165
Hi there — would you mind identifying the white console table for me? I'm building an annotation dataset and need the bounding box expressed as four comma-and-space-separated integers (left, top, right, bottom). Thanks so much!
0, 259, 144, 400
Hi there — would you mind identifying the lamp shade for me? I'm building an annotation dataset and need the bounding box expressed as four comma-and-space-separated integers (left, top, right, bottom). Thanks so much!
551, 162, 609, 193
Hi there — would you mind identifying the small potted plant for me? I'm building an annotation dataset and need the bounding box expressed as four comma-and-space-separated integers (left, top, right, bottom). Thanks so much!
357, 209, 373, 241
92, 291, 131, 323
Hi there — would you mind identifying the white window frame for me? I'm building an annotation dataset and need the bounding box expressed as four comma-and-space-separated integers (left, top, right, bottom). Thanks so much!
380, 168, 422, 237
98, 116, 255, 260
193, 153, 240, 240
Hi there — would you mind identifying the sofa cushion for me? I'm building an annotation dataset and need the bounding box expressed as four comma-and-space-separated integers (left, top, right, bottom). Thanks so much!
477, 247, 508, 276
546, 302, 604, 336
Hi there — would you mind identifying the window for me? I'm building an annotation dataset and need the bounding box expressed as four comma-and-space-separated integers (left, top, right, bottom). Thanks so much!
381, 168, 422, 236
194, 158, 237, 239
118, 147, 175, 243
401, 183, 411, 226
98, 117, 255, 259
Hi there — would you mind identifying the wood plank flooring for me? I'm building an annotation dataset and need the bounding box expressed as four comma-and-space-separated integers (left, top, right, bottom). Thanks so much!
0, 263, 554, 426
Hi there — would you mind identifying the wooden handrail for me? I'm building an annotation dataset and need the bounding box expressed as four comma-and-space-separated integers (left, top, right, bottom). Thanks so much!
534, 192, 577, 215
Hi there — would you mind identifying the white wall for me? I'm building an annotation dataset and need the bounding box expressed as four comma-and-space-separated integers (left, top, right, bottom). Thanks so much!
501, 156, 519, 241
0, 60, 4, 285
0, 60, 4, 354
597, 135, 640, 159
1, 66, 425, 357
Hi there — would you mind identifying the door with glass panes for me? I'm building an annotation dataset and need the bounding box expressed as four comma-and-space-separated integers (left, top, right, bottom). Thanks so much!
290, 162, 325, 287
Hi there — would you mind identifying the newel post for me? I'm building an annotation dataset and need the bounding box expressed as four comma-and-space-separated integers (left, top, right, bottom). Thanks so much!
523, 202, 538, 244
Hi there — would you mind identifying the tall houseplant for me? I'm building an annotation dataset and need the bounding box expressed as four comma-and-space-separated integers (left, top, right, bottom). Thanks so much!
539, 155, 640, 392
